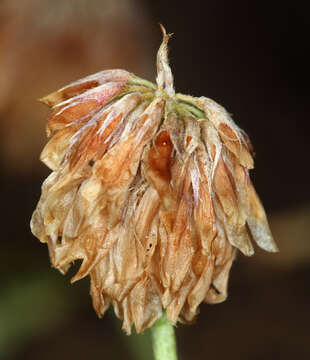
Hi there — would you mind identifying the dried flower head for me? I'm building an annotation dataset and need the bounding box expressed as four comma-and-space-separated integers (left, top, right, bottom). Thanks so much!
31, 27, 278, 334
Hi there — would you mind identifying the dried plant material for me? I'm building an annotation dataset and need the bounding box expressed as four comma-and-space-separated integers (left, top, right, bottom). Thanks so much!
31, 27, 278, 334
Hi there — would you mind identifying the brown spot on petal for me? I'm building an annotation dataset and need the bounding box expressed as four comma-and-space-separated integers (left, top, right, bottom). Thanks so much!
69, 113, 123, 170
148, 131, 173, 181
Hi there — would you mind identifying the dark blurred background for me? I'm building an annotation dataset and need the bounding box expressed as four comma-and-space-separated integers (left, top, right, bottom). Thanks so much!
0, 0, 309, 359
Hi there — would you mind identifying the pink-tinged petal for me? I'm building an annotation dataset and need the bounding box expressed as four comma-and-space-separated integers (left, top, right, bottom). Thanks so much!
41, 69, 131, 107
46, 82, 126, 136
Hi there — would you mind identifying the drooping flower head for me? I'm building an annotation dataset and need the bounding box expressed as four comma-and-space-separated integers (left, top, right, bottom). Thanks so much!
31, 27, 278, 334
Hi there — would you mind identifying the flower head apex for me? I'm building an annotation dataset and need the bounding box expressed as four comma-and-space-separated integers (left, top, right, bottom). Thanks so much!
156, 24, 174, 97
31, 27, 278, 334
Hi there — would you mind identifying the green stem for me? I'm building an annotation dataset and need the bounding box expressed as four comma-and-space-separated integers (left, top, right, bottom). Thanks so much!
151, 313, 178, 360
128, 75, 157, 90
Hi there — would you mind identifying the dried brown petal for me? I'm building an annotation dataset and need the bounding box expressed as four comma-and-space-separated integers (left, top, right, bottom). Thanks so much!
40, 69, 131, 107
